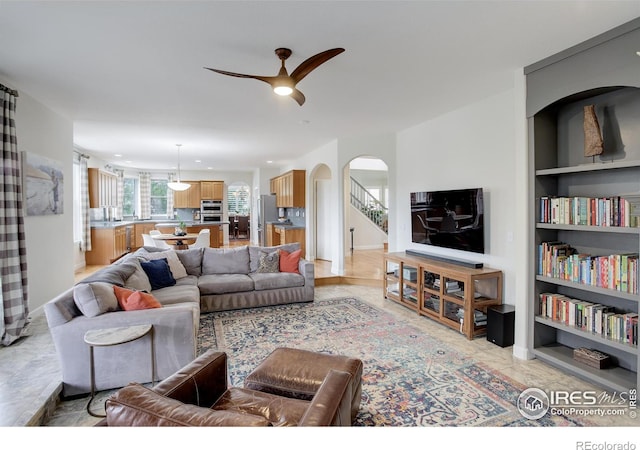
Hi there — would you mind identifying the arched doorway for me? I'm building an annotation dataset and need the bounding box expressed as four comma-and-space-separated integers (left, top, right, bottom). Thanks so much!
345, 156, 389, 253
227, 182, 250, 243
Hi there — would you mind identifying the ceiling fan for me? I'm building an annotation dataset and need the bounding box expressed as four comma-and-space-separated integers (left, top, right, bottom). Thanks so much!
205, 47, 345, 106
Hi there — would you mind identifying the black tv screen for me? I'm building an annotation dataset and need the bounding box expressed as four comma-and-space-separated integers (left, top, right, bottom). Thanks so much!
410, 188, 484, 254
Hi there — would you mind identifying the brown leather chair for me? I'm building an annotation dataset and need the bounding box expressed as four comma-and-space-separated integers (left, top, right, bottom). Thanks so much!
101, 350, 353, 426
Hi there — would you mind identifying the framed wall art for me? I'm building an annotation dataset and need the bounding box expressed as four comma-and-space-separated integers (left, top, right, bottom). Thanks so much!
22, 151, 64, 216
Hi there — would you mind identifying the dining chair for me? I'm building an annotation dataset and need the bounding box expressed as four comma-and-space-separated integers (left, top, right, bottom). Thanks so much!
189, 229, 210, 249
149, 230, 172, 249
141, 234, 159, 248
236, 216, 249, 240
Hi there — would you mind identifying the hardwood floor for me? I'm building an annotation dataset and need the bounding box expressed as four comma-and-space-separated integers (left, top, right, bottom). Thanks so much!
314, 248, 383, 286
75, 240, 384, 286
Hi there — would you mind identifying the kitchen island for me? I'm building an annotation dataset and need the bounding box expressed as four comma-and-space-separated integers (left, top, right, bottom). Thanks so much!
265, 222, 306, 258
86, 220, 229, 265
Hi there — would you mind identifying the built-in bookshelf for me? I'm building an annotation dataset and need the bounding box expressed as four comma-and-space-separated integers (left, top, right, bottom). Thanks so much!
383, 252, 502, 340
525, 18, 640, 392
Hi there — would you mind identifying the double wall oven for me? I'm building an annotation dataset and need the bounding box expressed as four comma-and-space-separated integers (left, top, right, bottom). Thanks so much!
200, 200, 223, 223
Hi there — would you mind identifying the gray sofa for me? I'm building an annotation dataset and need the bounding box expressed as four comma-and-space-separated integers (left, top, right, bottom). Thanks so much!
44, 243, 314, 397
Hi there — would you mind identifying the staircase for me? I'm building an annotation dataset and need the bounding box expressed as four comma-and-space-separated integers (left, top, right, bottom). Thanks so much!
350, 177, 388, 233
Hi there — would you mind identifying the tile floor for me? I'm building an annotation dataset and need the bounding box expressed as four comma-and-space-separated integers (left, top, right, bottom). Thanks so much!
3, 284, 638, 430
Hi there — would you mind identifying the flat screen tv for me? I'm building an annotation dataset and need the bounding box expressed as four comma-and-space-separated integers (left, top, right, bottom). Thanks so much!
410, 188, 484, 254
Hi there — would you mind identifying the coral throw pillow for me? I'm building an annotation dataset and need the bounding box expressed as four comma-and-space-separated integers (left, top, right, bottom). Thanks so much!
279, 249, 301, 274
113, 285, 162, 311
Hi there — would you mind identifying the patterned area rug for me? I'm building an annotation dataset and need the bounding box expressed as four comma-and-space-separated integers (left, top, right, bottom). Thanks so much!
197, 297, 588, 426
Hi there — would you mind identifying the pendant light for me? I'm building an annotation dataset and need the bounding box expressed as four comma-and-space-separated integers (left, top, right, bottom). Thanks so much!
167, 144, 190, 191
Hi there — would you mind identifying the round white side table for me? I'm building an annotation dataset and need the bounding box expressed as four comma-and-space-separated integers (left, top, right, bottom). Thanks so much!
83, 324, 155, 417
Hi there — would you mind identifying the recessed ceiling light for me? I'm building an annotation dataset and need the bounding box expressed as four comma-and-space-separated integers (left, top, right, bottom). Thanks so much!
114, 154, 122, 157
195, 159, 201, 163
637, 51, 640, 56
207, 167, 213, 170
267, 160, 273, 164
125, 160, 132, 164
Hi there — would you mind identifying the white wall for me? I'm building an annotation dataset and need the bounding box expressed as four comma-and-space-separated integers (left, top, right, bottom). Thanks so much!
12, 86, 75, 313
291, 134, 396, 274
348, 205, 388, 250
290, 140, 339, 268
395, 86, 528, 357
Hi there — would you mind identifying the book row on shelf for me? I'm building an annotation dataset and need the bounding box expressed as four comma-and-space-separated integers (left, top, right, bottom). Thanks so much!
539, 292, 639, 346
538, 241, 639, 294
539, 195, 639, 227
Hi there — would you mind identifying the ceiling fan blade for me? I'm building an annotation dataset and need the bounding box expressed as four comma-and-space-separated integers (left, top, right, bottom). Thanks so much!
290, 88, 306, 106
204, 67, 277, 86
290, 48, 345, 84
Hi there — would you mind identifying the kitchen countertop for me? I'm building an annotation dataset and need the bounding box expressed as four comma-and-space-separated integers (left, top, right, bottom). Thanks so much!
267, 221, 305, 230
91, 220, 230, 229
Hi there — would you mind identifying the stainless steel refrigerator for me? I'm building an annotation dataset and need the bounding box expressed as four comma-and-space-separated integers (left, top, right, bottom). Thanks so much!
257, 194, 278, 246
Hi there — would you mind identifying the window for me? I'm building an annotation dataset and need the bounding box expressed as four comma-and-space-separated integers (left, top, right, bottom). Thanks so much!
228, 183, 250, 215
150, 179, 168, 217
123, 177, 138, 217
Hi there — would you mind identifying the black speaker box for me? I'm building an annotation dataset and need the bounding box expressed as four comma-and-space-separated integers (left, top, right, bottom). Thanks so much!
486, 305, 515, 348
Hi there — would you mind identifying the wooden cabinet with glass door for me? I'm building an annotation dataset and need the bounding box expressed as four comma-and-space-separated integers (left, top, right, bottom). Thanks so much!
383, 252, 503, 340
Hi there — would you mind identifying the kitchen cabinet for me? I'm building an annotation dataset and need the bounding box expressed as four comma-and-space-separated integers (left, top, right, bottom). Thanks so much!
201, 181, 224, 201
85, 226, 129, 265
172, 181, 201, 208
270, 170, 305, 208
267, 224, 305, 258
88, 168, 117, 208
133, 222, 156, 249
185, 224, 222, 248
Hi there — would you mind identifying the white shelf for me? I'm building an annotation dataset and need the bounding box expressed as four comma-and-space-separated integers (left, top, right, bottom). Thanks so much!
533, 345, 637, 393
536, 159, 640, 176
536, 223, 640, 234
536, 276, 640, 303
535, 316, 637, 355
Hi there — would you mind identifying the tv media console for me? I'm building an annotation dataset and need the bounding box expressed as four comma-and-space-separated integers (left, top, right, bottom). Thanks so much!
383, 252, 503, 340
405, 249, 483, 269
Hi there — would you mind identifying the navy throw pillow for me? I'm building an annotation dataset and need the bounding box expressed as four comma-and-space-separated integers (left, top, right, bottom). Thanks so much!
140, 258, 176, 290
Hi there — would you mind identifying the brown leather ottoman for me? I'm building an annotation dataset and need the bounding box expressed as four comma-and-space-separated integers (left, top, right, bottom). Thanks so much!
244, 347, 363, 423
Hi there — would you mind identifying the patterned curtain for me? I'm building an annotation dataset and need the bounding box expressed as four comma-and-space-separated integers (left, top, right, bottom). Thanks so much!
79, 154, 91, 251
0, 84, 29, 346
166, 173, 175, 219
114, 168, 124, 219
139, 172, 151, 219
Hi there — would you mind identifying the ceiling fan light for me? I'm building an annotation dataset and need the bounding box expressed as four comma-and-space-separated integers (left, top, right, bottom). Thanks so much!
274, 85, 293, 96
167, 181, 191, 191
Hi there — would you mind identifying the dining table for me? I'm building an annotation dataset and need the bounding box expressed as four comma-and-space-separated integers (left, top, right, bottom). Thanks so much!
153, 233, 200, 249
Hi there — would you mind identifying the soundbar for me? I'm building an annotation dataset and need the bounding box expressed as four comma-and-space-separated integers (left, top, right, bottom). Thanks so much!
405, 249, 483, 269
